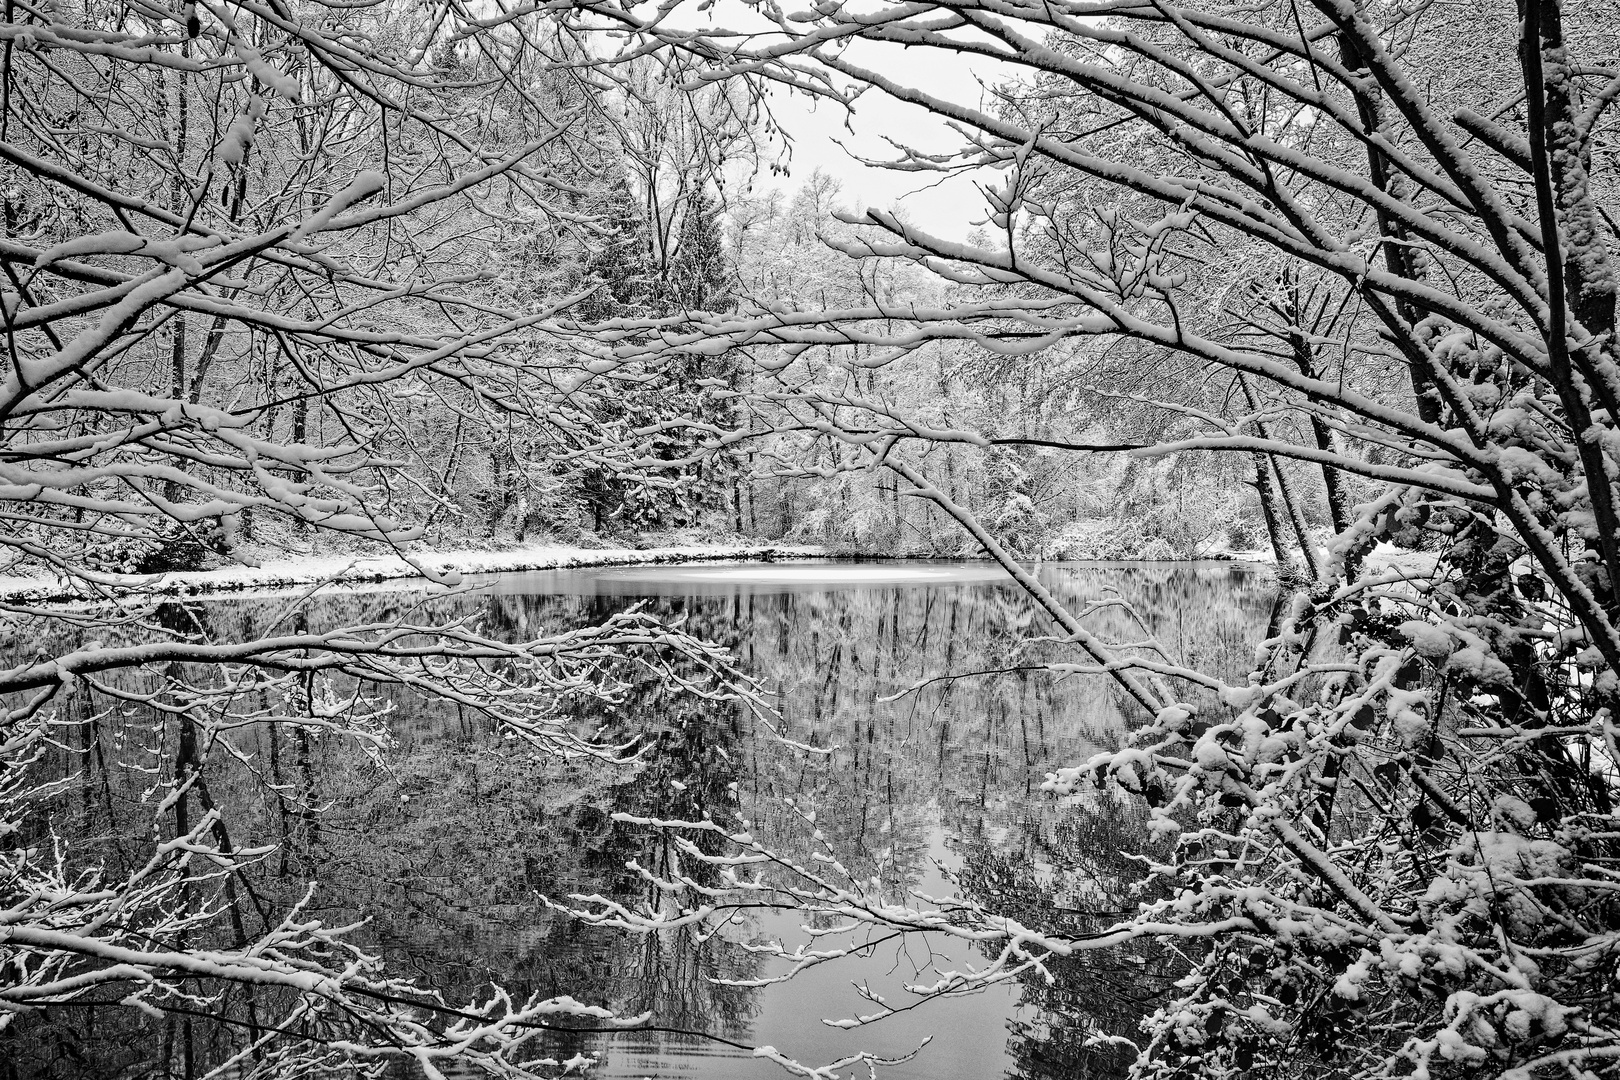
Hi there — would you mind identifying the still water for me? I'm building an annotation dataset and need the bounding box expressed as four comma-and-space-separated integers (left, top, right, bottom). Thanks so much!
8, 560, 1278, 1080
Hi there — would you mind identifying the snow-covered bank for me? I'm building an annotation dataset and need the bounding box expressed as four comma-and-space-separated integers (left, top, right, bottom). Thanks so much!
0, 543, 828, 603
1, 538, 1416, 606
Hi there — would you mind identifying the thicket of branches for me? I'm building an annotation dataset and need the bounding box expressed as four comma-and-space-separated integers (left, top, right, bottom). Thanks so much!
551, 0, 1620, 1077
0, 1, 758, 1076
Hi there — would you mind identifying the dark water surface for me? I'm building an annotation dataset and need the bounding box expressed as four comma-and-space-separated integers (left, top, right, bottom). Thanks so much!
8, 560, 1278, 1080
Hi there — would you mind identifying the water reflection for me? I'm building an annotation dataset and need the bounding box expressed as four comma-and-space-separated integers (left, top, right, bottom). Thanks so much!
4, 560, 1275, 1080
486, 560, 1017, 596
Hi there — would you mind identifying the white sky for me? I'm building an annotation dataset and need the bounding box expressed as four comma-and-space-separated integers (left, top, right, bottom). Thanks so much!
719, 25, 1021, 240
758, 79, 985, 238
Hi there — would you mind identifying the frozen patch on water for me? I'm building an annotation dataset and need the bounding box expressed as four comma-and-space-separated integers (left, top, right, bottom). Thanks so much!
496, 560, 1013, 597
641, 564, 987, 584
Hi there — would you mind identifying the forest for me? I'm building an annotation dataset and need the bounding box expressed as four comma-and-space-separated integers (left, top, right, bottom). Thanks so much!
0, 0, 1617, 1078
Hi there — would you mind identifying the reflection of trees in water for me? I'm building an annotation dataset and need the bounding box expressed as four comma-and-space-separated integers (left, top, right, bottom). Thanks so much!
537, 594, 764, 1058
3, 600, 338, 1080
1043, 563, 1277, 692
717, 565, 1268, 1080
273, 591, 766, 1069
1, 565, 1273, 1077
0, 590, 762, 1077
953, 795, 1185, 1080
731, 565, 1273, 886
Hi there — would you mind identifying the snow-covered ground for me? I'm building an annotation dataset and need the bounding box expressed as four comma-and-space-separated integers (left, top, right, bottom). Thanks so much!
2, 535, 1421, 605
0, 543, 829, 602
589, 561, 1015, 588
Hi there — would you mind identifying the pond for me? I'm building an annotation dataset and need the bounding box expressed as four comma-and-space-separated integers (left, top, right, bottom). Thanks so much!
5, 559, 1279, 1080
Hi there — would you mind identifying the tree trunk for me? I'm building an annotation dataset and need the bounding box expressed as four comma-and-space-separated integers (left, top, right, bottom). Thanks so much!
1337, 30, 1442, 427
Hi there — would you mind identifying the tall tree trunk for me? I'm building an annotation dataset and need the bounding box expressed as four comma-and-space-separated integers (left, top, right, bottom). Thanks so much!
1239, 374, 1319, 580
163, 45, 189, 505
1519, 0, 1620, 609
1250, 449, 1303, 582
1337, 31, 1442, 427
1531, 0, 1616, 343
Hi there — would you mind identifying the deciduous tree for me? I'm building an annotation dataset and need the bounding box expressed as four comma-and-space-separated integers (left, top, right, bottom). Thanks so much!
559, 0, 1620, 1074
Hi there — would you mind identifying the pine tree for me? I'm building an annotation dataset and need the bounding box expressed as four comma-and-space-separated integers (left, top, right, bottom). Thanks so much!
666, 187, 730, 313
665, 185, 745, 528
571, 176, 744, 534
578, 173, 656, 321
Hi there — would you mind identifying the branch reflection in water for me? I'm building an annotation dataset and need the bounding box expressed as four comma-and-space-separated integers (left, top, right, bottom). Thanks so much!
5, 560, 1277, 1080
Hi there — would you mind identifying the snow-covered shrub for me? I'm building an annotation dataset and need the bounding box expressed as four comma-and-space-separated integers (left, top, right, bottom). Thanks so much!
80, 519, 230, 575
1048, 519, 1180, 560
549, 0, 1620, 1075
1224, 516, 1261, 551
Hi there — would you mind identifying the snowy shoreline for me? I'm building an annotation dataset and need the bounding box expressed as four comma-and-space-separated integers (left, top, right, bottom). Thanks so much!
0, 543, 831, 604
0, 543, 1291, 605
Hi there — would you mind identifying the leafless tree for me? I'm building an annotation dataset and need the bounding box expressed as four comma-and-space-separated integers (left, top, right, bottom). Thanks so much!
553, 0, 1620, 1075
0, 1, 764, 1075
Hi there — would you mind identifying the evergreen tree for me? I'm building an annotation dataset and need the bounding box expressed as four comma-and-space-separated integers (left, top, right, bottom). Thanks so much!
571, 176, 745, 534
666, 187, 730, 313
578, 173, 656, 321
665, 184, 745, 529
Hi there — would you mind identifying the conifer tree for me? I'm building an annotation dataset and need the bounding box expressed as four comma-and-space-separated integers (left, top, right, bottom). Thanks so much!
579, 173, 656, 321
573, 177, 744, 533
666, 187, 730, 313
666, 185, 745, 527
